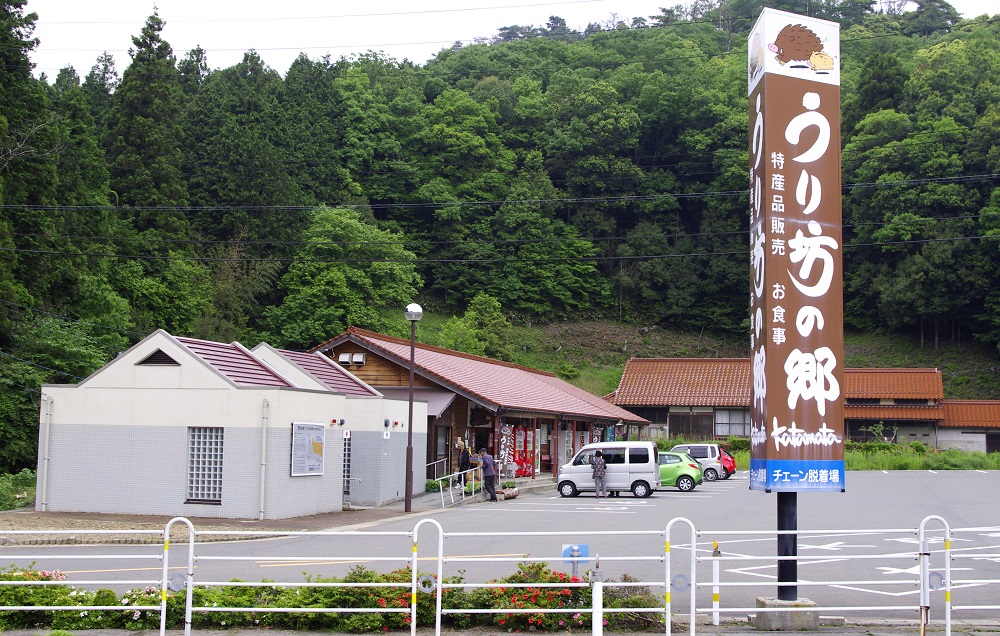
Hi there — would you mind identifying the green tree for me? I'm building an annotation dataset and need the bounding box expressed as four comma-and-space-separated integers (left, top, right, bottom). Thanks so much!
103, 11, 188, 232
183, 51, 306, 254
439, 292, 516, 360
262, 207, 422, 349
0, 0, 59, 342
81, 52, 118, 129
0, 316, 108, 473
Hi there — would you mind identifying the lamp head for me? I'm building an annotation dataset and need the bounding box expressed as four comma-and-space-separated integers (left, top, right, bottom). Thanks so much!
404, 303, 423, 323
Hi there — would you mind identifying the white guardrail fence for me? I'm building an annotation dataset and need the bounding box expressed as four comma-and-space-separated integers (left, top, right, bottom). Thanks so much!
1, 515, 998, 636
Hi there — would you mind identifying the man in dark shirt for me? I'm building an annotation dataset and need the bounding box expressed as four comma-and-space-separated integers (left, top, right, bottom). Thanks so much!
480, 448, 498, 502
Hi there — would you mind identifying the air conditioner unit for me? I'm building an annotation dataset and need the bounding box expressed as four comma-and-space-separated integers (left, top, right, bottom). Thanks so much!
352, 353, 366, 365
338, 353, 352, 365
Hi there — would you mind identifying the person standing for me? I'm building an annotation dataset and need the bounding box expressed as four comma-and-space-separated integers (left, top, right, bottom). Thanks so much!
592, 449, 607, 498
480, 448, 498, 502
457, 440, 471, 487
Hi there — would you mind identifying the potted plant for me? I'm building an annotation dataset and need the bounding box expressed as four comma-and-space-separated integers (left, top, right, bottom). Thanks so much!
499, 480, 519, 500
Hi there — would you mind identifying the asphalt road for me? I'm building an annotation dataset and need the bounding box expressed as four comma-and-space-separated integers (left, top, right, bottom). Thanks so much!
3, 471, 999, 622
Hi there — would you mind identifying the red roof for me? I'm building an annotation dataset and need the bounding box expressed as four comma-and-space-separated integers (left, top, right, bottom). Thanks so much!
606, 358, 945, 406
843, 404, 942, 421
845, 368, 943, 400
609, 358, 751, 406
940, 401, 1000, 428
312, 327, 646, 423
175, 337, 292, 387
274, 349, 379, 397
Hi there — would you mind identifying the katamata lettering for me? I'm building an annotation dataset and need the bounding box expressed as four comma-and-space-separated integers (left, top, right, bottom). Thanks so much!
770, 418, 842, 450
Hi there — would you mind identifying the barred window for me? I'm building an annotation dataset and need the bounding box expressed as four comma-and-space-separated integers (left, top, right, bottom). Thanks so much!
343, 435, 353, 496
187, 427, 224, 503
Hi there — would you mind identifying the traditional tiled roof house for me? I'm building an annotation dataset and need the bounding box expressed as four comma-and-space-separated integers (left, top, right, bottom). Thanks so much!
310, 327, 648, 478
605, 358, 1000, 453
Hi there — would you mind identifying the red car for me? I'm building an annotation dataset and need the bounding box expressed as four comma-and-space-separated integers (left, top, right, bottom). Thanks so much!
719, 448, 737, 479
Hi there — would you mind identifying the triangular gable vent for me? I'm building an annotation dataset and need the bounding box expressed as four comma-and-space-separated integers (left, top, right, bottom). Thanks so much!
136, 349, 180, 366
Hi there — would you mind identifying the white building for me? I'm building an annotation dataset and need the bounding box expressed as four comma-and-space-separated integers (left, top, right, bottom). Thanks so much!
36, 330, 426, 520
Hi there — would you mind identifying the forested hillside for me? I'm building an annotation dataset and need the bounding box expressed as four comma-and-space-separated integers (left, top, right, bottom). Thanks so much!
2, 0, 999, 473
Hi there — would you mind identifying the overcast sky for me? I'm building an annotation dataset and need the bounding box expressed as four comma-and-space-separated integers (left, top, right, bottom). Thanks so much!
25, 0, 1000, 79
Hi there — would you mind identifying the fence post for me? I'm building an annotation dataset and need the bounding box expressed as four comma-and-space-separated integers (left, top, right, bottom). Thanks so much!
664, 517, 697, 636
711, 540, 720, 626
412, 518, 444, 636
918, 515, 952, 636
160, 517, 195, 636
591, 555, 603, 636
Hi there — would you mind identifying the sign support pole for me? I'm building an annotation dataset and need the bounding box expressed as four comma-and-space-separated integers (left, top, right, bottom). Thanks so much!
777, 491, 797, 600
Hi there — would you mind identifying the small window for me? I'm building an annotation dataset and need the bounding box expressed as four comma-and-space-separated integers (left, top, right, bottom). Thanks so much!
629, 447, 650, 464
603, 448, 626, 464
573, 451, 593, 466
687, 446, 708, 459
660, 454, 680, 465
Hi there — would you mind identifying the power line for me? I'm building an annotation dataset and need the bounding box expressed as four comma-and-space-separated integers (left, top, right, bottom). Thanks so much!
0, 300, 144, 338
0, 234, 992, 266
0, 349, 88, 381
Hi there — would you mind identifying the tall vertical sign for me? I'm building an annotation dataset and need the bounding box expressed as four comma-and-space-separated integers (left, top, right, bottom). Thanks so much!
748, 9, 844, 493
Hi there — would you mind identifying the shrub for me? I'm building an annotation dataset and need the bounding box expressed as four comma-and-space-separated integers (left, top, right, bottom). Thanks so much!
604, 573, 665, 631
475, 561, 592, 631
0, 469, 36, 511
0, 565, 71, 630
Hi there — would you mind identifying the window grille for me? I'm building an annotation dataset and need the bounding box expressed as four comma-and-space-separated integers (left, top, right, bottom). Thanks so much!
343, 435, 352, 496
187, 427, 224, 503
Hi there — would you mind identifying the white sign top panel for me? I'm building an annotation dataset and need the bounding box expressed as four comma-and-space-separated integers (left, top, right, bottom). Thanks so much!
748, 8, 841, 94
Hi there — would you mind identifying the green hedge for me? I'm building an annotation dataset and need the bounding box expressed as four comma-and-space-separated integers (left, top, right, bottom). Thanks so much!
0, 563, 663, 633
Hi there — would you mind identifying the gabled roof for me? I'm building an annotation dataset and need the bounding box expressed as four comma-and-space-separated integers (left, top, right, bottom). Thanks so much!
845, 368, 944, 400
311, 327, 647, 424
255, 344, 380, 397
940, 401, 1000, 428
607, 358, 751, 407
175, 336, 292, 388
606, 358, 945, 406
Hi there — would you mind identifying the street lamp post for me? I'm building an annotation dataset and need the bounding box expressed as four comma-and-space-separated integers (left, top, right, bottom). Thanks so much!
403, 303, 422, 513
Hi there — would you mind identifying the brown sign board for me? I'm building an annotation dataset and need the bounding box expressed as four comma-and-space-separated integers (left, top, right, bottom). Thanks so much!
748, 9, 845, 492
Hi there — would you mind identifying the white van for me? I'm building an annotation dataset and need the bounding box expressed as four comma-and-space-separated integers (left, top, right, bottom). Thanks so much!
556, 441, 661, 498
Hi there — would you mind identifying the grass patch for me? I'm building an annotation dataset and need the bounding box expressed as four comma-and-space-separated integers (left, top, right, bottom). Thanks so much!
0, 469, 35, 511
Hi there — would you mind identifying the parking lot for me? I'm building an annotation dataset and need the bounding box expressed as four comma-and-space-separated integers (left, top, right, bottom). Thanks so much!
1, 471, 998, 621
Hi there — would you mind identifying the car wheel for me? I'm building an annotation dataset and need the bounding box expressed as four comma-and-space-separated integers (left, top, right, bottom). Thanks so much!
631, 481, 651, 498
558, 481, 578, 497
720, 467, 729, 479
676, 476, 695, 492
704, 468, 718, 482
